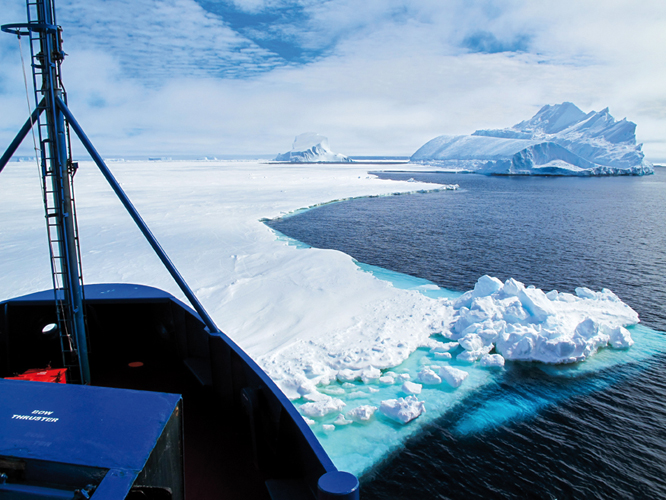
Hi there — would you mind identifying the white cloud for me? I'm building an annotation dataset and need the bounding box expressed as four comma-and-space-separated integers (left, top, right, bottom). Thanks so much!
227, 0, 292, 14
56, 0, 285, 80
1, 0, 665, 160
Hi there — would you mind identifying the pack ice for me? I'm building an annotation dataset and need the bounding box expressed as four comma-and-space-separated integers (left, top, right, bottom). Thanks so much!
275, 133, 352, 163
411, 102, 654, 175
447, 275, 637, 363
270, 274, 639, 430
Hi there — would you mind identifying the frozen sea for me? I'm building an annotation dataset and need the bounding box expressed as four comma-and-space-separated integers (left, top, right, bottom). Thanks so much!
2, 158, 665, 498
267, 168, 666, 499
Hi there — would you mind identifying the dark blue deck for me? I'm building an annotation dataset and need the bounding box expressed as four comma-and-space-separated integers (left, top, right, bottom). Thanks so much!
0, 378, 182, 498
0, 379, 180, 470
0, 283, 342, 499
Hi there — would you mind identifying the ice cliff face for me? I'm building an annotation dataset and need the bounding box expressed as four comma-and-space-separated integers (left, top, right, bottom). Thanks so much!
275, 133, 352, 163
411, 103, 653, 176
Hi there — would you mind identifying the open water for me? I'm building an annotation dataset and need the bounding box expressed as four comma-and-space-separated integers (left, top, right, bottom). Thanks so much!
266, 168, 666, 499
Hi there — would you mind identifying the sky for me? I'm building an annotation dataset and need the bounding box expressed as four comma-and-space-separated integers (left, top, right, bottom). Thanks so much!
1, 0, 665, 160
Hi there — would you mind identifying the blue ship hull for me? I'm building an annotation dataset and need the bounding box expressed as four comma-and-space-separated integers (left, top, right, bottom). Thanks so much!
0, 284, 341, 499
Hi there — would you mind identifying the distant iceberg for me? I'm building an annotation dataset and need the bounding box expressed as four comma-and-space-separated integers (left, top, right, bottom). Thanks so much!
411, 102, 654, 176
275, 133, 352, 163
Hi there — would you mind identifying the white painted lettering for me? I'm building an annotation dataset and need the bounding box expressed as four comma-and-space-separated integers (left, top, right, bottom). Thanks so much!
11, 414, 58, 422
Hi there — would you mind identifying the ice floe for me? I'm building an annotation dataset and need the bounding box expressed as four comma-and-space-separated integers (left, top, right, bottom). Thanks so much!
379, 396, 426, 424
300, 396, 346, 418
418, 367, 442, 384
402, 381, 422, 394
347, 405, 378, 422
439, 366, 469, 388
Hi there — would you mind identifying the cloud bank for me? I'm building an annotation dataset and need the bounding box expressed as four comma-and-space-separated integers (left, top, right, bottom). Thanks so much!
1, 0, 665, 160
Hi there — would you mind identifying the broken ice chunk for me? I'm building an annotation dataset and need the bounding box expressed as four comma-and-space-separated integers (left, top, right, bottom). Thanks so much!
439, 366, 468, 388
333, 414, 353, 426
347, 405, 378, 422
379, 396, 426, 424
417, 367, 442, 384
402, 381, 422, 394
480, 353, 505, 368
300, 397, 345, 418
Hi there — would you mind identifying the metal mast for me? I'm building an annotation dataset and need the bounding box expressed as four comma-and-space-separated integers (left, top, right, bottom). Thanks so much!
2, 0, 90, 384
2, 1, 223, 382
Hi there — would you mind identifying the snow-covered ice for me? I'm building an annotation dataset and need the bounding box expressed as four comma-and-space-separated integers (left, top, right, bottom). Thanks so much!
480, 354, 505, 368
439, 366, 469, 388
346, 405, 378, 422
445, 276, 639, 364
300, 397, 346, 418
379, 396, 426, 424
0, 158, 650, 476
333, 414, 353, 426
275, 133, 351, 163
418, 367, 442, 385
411, 102, 654, 176
402, 381, 422, 394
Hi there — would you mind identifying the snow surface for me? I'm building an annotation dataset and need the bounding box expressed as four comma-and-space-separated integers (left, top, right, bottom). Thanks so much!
379, 396, 426, 424
445, 275, 639, 363
402, 381, 422, 394
439, 366, 469, 388
0, 159, 650, 476
346, 405, 378, 422
411, 102, 654, 176
274, 133, 351, 163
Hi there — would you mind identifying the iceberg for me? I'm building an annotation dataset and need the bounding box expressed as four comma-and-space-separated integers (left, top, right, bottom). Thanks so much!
274, 133, 352, 163
411, 102, 654, 176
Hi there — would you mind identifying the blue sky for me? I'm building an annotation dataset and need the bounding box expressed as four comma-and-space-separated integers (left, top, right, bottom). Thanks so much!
1, 0, 665, 159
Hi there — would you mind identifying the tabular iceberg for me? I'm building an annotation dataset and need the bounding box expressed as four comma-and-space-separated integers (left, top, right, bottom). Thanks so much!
275, 133, 352, 163
411, 102, 654, 176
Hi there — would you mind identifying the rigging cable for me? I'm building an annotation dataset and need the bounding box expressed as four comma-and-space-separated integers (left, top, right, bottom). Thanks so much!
17, 33, 41, 171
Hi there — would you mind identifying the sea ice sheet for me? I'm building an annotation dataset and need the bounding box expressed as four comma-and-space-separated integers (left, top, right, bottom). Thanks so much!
0, 159, 657, 477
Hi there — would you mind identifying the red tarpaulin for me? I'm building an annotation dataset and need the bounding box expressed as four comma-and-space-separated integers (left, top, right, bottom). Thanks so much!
5, 368, 67, 383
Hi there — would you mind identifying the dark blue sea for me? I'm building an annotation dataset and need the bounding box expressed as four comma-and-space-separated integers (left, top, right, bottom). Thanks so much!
266, 168, 666, 499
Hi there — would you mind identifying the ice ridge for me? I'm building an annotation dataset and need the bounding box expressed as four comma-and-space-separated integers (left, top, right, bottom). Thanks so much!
411, 103, 653, 176
263, 273, 638, 405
